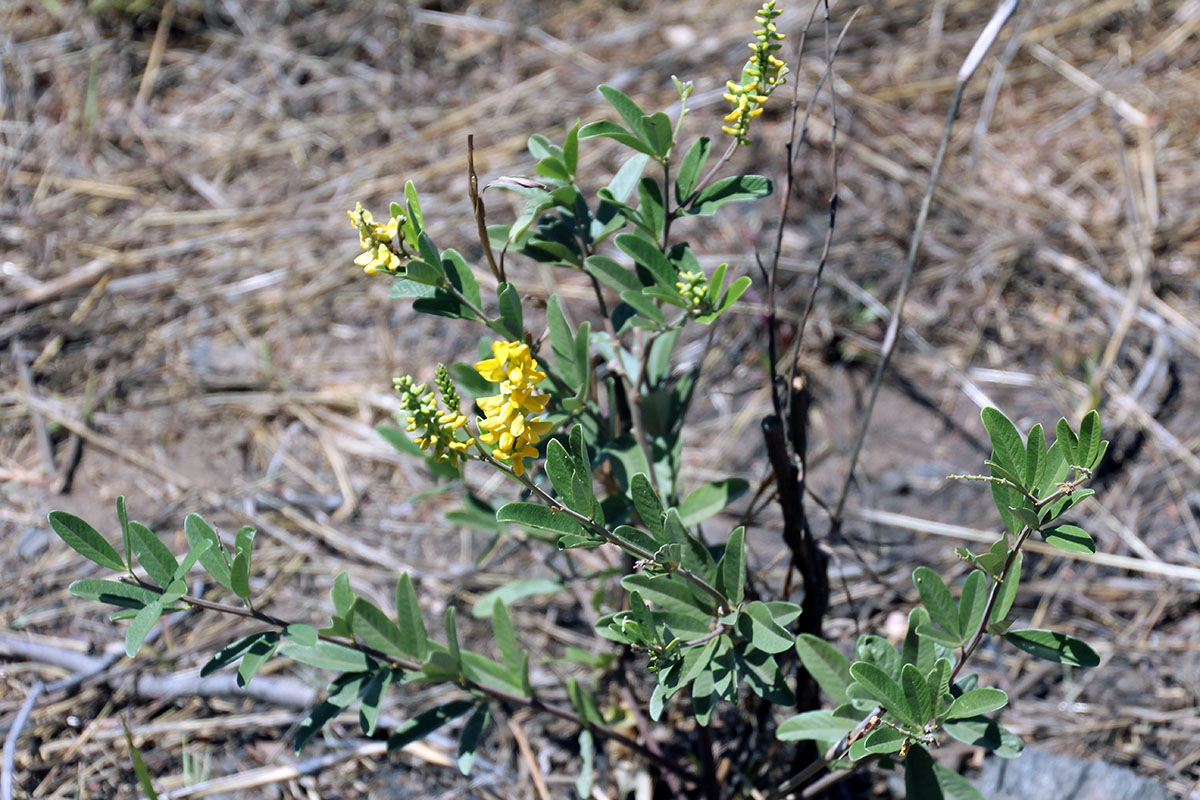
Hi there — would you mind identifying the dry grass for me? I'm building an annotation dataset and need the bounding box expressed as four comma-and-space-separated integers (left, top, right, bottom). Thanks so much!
2, 0, 1199, 797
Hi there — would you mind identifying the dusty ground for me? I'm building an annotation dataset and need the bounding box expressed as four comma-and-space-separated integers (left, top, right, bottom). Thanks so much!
2, 0, 1199, 798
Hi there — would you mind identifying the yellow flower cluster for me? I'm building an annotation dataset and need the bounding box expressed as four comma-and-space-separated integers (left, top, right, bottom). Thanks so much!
349, 202, 404, 275
474, 341, 553, 477
675, 269, 710, 314
394, 367, 474, 468
722, 1, 789, 144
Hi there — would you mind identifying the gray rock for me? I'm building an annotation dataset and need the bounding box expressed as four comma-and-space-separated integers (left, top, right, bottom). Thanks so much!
976, 747, 1170, 800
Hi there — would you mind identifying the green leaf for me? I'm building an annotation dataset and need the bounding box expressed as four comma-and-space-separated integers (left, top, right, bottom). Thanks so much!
496, 502, 582, 536
586, 255, 643, 295
856, 635, 902, 679
236, 631, 279, 688
913, 567, 961, 641
622, 573, 709, 617
405, 258, 444, 287
49, 511, 125, 571
490, 598, 522, 674
957, 570, 988, 641
777, 709, 858, 741
390, 279, 438, 299
914, 623, 962, 648
642, 111, 673, 158
605, 152, 651, 204
1077, 409, 1101, 469
125, 600, 163, 657
235, 525, 256, 561
457, 703, 490, 775
1025, 423, 1045, 489
184, 514, 232, 593
635, 178, 665, 242
906, 744, 987, 800
1007, 504, 1042, 531
352, 598, 408, 660
902, 607, 936, 676
122, 718, 160, 800
765, 601, 803, 627
848, 661, 919, 728
630, 472, 666, 541
230, 551, 250, 600
563, 120, 580, 176
678, 478, 749, 527
1005, 629, 1100, 667
616, 233, 677, 293
944, 687, 1008, 720
202, 632, 277, 677
991, 477, 1026, 536
395, 573, 428, 661
442, 249, 481, 312
494, 282, 524, 341
388, 700, 475, 752
675, 136, 711, 204
862, 726, 908, 754
545, 439, 579, 506
717, 526, 746, 606
1042, 523, 1096, 554
116, 496, 132, 568
403, 180, 424, 246
126, 521, 177, 588
1041, 487, 1095, 525
596, 84, 649, 140
620, 289, 667, 326
286, 624, 317, 646
685, 175, 772, 216
611, 524, 659, 555
546, 296, 577, 384
295, 675, 366, 754
1056, 417, 1079, 465
737, 601, 793, 654
331, 572, 354, 619
705, 276, 752, 319
359, 667, 393, 736
981, 407, 1027, 479
281, 640, 370, 672
737, 646, 795, 705
992, 552, 1021, 624
901, 664, 932, 725
69, 578, 158, 609
1037, 438, 1071, 498
576, 729, 594, 798
578, 119, 655, 156
795, 633, 852, 705
471, 578, 563, 618
944, 716, 1024, 759
444, 606, 461, 667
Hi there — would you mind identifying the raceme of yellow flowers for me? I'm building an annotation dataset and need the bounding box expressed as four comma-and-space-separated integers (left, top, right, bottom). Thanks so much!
722, 0, 789, 144
474, 341, 554, 477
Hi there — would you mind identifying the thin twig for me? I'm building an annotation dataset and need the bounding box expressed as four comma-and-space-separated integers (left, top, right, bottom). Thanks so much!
467, 134, 503, 283
831, 0, 1020, 527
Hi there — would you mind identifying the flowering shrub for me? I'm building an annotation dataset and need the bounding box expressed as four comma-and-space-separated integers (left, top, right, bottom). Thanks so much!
49, 3, 1106, 797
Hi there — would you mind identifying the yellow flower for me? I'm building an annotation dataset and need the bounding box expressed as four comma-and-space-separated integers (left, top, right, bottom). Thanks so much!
348, 202, 407, 275
723, 1, 789, 144
475, 340, 553, 477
